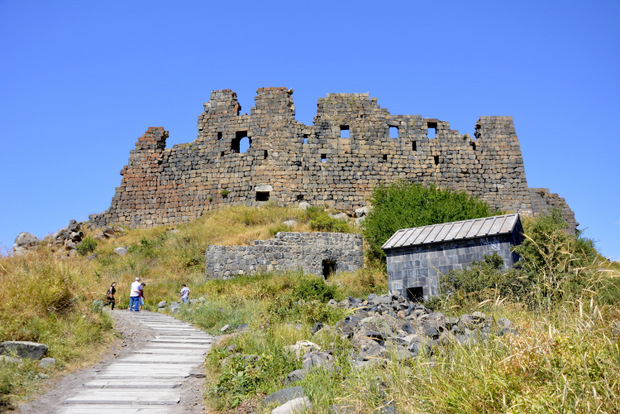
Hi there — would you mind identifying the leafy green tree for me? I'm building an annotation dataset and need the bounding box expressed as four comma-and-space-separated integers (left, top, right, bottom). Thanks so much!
362, 182, 499, 261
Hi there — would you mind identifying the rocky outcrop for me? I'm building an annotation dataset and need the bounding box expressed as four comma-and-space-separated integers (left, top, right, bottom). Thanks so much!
12, 232, 40, 256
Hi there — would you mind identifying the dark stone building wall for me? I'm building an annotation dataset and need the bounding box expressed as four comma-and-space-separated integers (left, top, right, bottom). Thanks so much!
90, 87, 575, 229
205, 232, 363, 279
385, 232, 522, 300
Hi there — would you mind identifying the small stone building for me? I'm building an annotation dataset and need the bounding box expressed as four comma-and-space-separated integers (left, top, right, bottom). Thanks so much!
382, 214, 524, 301
205, 232, 363, 279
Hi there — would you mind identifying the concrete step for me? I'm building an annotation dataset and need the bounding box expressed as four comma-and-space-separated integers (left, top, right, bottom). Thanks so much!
58, 405, 177, 414
85, 379, 182, 388
64, 389, 180, 405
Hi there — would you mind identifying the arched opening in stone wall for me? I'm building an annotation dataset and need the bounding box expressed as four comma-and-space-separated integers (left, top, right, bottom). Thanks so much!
322, 259, 337, 279
232, 131, 251, 153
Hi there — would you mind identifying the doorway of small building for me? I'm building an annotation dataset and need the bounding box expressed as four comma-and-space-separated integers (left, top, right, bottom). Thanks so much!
406, 287, 424, 302
256, 191, 270, 201
322, 259, 336, 279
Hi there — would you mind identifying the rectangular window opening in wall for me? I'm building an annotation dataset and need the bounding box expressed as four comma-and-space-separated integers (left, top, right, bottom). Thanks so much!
322, 259, 336, 279
471, 142, 476, 151
340, 125, 350, 138
232, 131, 250, 153
217, 131, 222, 140
296, 194, 304, 201
303, 134, 309, 144
412, 141, 417, 151
264, 150, 268, 159
427, 122, 437, 139
406, 287, 424, 302
220, 151, 225, 157
256, 191, 270, 202
321, 154, 327, 163
382, 154, 388, 162
434, 155, 439, 165
389, 126, 399, 139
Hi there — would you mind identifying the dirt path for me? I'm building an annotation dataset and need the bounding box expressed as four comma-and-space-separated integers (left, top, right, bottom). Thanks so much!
16, 309, 210, 414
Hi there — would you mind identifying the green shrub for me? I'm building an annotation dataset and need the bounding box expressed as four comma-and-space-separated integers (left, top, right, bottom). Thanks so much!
292, 276, 340, 302
268, 223, 293, 236
76, 237, 97, 256
305, 206, 351, 233
362, 182, 498, 261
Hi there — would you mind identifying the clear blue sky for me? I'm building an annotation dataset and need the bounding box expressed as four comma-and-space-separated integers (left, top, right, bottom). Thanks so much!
1, 1, 618, 260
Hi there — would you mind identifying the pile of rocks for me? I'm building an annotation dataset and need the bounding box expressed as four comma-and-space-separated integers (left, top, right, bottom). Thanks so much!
219, 292, 516, 413
0, 340, 56, 368
47, 219, 84, 256
12, 221, 126, 257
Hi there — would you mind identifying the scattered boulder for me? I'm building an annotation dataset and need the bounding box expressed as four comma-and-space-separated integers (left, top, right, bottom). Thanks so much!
113, 247, 127, 256
285, 340, 321, 357
0, 355, 22, 364
329, 212, 349, 221
0, 341, 48, 359
283, 220, 298, 227
354, 206, 370, 218
39, 357, 57, 368
272, 396, 311, 414
13, 232, 39, 256
263, 386, 305, 407
298, 202, 311, 210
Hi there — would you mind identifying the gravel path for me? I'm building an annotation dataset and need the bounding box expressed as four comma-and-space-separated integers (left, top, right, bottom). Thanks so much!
17, 309, 210, 414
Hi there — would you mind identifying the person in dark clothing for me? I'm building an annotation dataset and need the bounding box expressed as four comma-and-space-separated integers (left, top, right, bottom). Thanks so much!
104, 282, 117, 310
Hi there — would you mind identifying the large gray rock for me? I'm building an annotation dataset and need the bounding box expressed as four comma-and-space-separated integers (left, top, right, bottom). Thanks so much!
263, 386, 305, 407
113, 246, 127, 256
13, 232, 39, 256
271, 396, 311, 414
0, 341, 48, 359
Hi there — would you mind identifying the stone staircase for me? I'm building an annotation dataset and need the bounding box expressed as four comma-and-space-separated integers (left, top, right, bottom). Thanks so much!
57, 311, 212, 413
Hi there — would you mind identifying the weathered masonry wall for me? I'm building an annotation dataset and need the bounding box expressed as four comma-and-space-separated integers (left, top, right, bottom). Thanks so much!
90, 87, 575, 231
385, 233, 521, 301
205, 232, 364, 279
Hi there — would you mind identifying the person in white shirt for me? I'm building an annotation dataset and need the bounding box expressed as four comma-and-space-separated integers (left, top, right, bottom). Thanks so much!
129, 277, 141, 312
180, 284, 190, 304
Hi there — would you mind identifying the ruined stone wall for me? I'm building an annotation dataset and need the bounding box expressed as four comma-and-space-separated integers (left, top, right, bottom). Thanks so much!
90, 87, 574, 229
205, 232, 364, 279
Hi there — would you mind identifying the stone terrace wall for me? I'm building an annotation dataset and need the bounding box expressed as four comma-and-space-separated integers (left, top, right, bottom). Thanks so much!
205, 232, 363, 279
90, 87, 575, 230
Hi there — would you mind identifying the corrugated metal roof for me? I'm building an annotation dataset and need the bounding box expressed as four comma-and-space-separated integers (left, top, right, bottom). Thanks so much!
382, 214, 522, 250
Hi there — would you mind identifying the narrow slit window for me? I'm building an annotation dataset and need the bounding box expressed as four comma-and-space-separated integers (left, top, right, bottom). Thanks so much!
340, 125, 350, 138
412, 141, 417, 151
220, 151, 225, 157
389, 126, 399, 139
303, 134, 309, 144
434, 155, 439, 165
382, 154, 388, 162
321, 154, 327, 163
217, 131, 222, 140
471, 142, 476, 151
264, 150, 268, 159
427, 122, 437, 139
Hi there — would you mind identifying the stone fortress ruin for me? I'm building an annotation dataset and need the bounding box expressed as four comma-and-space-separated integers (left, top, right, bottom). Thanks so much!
90, 87, 576, 232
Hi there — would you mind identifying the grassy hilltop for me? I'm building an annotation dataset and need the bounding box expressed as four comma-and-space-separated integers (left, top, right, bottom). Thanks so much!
1, 197, 619, 413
